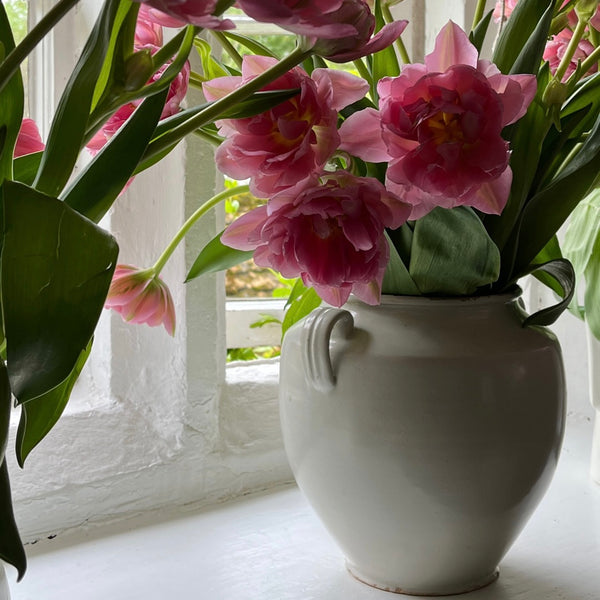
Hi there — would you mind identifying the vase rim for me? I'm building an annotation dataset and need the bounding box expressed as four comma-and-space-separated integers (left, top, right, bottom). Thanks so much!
346, 286, 522, 309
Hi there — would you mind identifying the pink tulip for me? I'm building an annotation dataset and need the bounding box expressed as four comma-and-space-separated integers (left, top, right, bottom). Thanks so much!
14, 118, 44, 157
339, 21, 536, 220
203, 55, 368, 198
543, 29, 597, 81
492, 0, 518, 22
237, 0, 406, 62
133, 0, 233, 29
135, 5, 164, 46
105, 265, 176, 335
221, 172, 411, 307
87, 47, 190, 152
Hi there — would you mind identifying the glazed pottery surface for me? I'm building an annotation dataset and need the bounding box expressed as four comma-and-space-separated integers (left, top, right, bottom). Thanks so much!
279, 292, 566, 596
587, 330, 600, 484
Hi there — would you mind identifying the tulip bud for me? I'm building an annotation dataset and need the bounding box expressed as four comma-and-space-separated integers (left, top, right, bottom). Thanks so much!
123, 49, 154, 92
576, 0, 600, 22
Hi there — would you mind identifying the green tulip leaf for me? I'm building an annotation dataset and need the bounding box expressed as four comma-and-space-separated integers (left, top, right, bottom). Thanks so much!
282, 280, 322, 338
2, 181, 118, 403
0, 1, 24, 184
410, 207, 500, 295
382, 231, 419, 296
220, 31, 278, 59
16, 340, 92, 467
522, 259, 575, 327
34, 0, 125, 197
186, 231, 253, 282
469, 9, 493, 54
0, 359, 26, 580
492, 0, 553, 75
13, 151, 43, 186
0, 459, 26, 581
63, 88, 169, 223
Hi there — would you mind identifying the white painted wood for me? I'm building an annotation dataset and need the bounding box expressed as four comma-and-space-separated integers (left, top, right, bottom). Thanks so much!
6, 416, 600, 600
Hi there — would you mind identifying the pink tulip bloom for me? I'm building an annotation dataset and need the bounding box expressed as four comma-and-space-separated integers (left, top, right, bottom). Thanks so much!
133, 0, 233, 29
221, 172, 411, 307
87, 46, 190, 152
339, 21, 536, 220
203, 55, 369, 198
543, 29, 597, 81
493, 0, 518, 22
136, 5, 164, 46
105, 265, 176, 335
14, 118, 44, 157
237, 0, 406, 63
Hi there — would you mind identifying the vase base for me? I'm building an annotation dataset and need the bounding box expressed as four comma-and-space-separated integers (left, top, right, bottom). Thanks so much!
346, 564, 499, 597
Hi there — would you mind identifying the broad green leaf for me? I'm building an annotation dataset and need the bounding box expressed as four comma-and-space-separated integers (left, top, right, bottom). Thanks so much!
370, 0, 400, 95
0, 359, 26, 580
522, 259, 575, 327
560, 72, 600, 137
34, 0, 123, 197
512, 111, 600, 277
493, 0, 555, 75
530, 235, 567, 299
282, 280, 321, 338
2, 181, 118, 403
469, 9, 493, 54
484, 64, 551, 257
381, 231, 419, 295
63, 89, 169, 223
582, 235, 600, 340
508, 1, 554, 75
0, 1, 24, 183
0, 459, 26, 580
410, 207, 500, 295
186, 231, 253, 281
12, 151, 42, 185
16, 341, 92, 467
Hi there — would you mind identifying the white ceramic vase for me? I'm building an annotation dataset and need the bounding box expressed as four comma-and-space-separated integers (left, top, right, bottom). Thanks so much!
279, 292, 566, 596
0, 562, 10, 600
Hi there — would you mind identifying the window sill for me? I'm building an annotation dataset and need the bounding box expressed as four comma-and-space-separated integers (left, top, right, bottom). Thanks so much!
8, 416, 600, 600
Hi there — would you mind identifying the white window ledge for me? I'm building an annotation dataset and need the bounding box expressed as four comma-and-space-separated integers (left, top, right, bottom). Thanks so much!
7, 415, 600, 600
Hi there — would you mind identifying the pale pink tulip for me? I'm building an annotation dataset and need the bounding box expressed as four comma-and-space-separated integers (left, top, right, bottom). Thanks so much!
543, 29, 597, 81
492, 0, 518, 22
221, 172, 411, 307
133, 0, 233, 29
105, 265, 176, 335
87, 47, 190, 152
339, 21, 536, 219
237, 0, 406, 62
14, 118, 44, 157
203, 55, 369, 198
136, 5, 164, 46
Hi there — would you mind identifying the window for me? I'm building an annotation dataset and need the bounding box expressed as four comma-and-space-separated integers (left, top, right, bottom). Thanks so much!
7, 0, 594, 544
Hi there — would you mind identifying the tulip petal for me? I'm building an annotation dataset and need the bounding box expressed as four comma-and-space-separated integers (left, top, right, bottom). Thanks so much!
338, 108, 390, 163
425, 21, 478, 72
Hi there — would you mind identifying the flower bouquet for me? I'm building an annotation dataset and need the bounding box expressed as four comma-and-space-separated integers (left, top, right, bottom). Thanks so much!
0, 0, 599, 585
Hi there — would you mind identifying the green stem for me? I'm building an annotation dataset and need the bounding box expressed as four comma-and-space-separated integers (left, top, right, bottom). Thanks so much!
554, 18, 588, 83
143, 45, 312, 162
0, 0, 80, 95
152, 185, 250, 275
352, 58, 371, 82
211, 30, 243, 69
471, 0, 487, 31
381, 3, 410, 64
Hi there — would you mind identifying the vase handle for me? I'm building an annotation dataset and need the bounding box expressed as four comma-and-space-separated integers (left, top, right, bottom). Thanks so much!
301, 307, 354, 393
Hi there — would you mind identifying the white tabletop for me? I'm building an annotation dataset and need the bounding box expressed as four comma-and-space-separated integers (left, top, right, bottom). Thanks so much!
8, 417, 600, 600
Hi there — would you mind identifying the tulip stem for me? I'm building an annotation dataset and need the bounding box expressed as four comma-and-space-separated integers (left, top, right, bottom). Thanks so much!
152, 184, 251, 275
553, 17, 588, 83
381, 3, 410, 64
0, 0, 80, 95
471, 0, 488, 31
211, 31, 243, 69
143, 45, 312, 161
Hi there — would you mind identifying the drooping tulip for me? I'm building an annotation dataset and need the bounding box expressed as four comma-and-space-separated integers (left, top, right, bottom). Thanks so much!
105, 265, 176, 335
133, 0, 233, 29
14, 118, 45, 157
